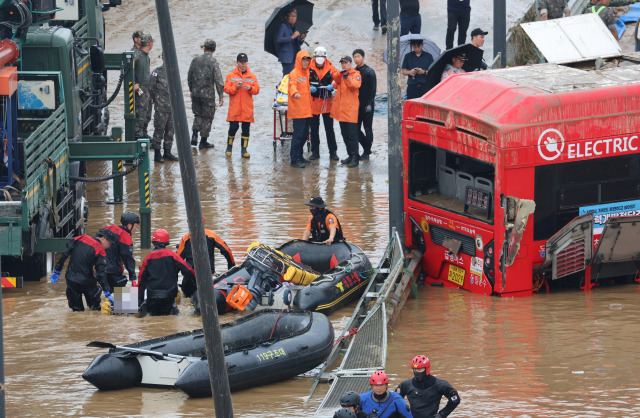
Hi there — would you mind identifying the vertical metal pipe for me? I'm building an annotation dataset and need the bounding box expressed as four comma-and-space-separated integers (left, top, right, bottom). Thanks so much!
494, 0, 507, 67
387, 0, 404, 243
136, 139, 151, 249
124, 52, 136, 142
153, 1, 233, 415
111, 126, 123, 203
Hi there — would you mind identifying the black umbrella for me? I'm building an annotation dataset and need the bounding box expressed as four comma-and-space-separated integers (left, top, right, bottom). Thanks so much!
424, 43, 484, 92
264, 0, 314, 58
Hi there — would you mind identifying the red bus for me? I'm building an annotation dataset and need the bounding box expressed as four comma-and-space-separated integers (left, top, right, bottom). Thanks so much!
402, 60, 640, 296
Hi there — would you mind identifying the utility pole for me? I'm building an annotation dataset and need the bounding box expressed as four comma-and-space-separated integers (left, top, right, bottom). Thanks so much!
387, 0, 404, 243
494, 0, 507, 67
154, 1, 233, 416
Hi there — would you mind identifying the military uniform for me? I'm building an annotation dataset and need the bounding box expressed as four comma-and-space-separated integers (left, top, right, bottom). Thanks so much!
134, 35, 153, 139
590, 3, 616, 33
536, 0, 569, 20
149, 65, 175, 154
188, 43, 223, 145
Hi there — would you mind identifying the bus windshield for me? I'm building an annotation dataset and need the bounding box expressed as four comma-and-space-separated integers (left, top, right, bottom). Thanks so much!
408, 141, 495, 224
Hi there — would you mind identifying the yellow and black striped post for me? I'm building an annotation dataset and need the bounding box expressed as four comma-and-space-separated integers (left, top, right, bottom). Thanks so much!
124, 51, 136, 143
110, 126, 124, 203
136, 139, 151, 249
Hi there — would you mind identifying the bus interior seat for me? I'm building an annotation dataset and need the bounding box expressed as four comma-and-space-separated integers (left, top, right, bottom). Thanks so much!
456, 171, 474, 201
475, 177, 493, 198
438, 165, 457, 198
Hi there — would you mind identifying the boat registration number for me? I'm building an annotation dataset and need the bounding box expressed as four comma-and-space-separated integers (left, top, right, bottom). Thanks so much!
448, 265, 465, 286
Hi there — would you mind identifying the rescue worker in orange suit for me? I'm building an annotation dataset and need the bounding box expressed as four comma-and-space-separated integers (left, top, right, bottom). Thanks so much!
101, 211, 140, 290
223, 53, 260, 158
288, 50, 313, 168
309, 46, 339, 161
302, 196, 344, 245
396, 355, 461, 418
50, 229, 117, 311
330, 55, 362, 168
138, 229, 197, 316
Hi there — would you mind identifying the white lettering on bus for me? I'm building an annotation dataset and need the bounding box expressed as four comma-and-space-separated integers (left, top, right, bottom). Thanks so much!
566, 136, 638, 159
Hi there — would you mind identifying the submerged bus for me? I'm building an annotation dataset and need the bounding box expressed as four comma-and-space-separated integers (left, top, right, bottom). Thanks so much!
403, 58, 640, 296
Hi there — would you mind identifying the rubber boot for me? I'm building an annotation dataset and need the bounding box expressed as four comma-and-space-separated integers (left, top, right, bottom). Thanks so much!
154, 148, 164, 163
191, 130, 198, 146
241, 136, 250, 158
347, 155, 359, 167
163, 149, 178, 161
225, 135, 234, 157
199, 137, 214, 149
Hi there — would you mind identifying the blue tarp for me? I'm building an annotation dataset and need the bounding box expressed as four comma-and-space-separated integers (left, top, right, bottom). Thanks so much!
616, 2, 640, 38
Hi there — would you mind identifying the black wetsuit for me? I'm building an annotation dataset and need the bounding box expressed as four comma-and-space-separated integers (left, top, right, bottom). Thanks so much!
397, 374, 460, 417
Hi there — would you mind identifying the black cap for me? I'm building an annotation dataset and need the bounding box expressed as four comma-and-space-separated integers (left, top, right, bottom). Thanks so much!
455, 52, 468, 61
471, 28, 488, 38
339, 55, 352, 63
305, 196, 328, 208
237, 53, 248, 62
97, 228, 118, 244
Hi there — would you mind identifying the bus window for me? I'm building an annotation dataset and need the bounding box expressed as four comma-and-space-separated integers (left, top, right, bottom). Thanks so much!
534, 153, 640, 241
408, 141, 495, 223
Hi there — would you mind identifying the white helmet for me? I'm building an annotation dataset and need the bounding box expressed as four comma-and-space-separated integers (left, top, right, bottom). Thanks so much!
314, 46, 327, 57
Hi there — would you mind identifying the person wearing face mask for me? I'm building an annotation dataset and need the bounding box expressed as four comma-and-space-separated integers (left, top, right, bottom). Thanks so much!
360, 371, 413, 418
302, 196, 344, 245
309, 46, 339, 161
396, 355, 460, 418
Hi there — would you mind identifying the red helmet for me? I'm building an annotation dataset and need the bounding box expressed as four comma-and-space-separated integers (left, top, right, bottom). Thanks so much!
369, 371, 388, 385
411, 355, 431, 374
152, 228, 170, 244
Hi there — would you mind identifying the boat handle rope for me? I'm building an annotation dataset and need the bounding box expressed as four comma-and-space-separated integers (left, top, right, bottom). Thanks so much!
269, 307, 289, 339
333, 327, 359, 347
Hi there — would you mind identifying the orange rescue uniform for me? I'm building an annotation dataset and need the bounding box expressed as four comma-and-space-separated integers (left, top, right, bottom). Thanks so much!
287, 50, 313, 119
224, 66, 260, 122
309, 58, 338, 115
330, 68, 361, 123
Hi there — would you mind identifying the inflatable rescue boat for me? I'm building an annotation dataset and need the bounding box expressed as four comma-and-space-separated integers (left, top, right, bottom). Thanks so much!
82, 309, 333, 394
213, 240, 373, 315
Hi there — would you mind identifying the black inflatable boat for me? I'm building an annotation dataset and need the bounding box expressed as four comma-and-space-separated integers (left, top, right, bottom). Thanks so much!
213, 240, 373, 315
82, 310, 333, 393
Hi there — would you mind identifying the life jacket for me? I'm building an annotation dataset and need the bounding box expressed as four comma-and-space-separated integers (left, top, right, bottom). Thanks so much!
310, 209, 344, 242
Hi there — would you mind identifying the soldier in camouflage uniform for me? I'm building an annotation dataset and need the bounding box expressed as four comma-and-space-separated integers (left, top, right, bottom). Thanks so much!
589, 0, 618, 40
134, 34, 154, 139
149, 54, 178, 163
537, 0, 570, 20
187, 39, 224, 149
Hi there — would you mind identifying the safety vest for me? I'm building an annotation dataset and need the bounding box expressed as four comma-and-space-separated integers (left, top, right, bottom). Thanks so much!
591, 5, 605, 14
310, 209, 344, 242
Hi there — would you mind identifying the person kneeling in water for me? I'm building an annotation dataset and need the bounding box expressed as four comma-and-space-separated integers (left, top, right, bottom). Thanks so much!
360, 371, 413, 418
138, 229, 196, 316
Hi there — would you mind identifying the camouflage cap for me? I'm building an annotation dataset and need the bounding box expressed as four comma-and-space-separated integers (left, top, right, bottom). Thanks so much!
140, 33, 154, 46
201, 39, 216, 50
132, 30, 144, 39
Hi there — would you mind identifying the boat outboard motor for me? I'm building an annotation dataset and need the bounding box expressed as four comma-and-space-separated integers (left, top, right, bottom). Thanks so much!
243, 258, 282, 310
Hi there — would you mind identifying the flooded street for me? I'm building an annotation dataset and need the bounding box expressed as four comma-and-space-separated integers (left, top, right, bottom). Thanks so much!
3, 0, 640, 416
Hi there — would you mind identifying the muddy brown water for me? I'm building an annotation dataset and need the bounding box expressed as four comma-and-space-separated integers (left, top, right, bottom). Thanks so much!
4, 1, 640, 416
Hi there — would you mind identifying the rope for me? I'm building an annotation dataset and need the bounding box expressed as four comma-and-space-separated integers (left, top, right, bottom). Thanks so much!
269, 307, 288, 339
333, 327, 358, 347
69, 151, 146, 182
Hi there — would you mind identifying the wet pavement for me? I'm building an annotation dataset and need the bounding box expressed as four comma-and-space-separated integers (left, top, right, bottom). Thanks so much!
4, 0, 640, 416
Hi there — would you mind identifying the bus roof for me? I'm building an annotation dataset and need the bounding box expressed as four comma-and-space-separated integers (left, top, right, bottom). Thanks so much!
404, 54, 640, 146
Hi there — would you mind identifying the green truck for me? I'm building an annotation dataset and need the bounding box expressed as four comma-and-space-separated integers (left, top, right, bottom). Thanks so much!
0, 0, 151, 283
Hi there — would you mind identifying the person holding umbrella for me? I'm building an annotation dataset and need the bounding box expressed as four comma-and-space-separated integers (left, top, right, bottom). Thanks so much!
441, 52, 467, 81
401, 39, 433, 100
277, 8, 307, 76
288, 50, 313, 168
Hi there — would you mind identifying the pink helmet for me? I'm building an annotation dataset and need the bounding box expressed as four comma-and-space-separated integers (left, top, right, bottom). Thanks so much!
411, 355, 431, 374
369, 371, 388, 385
